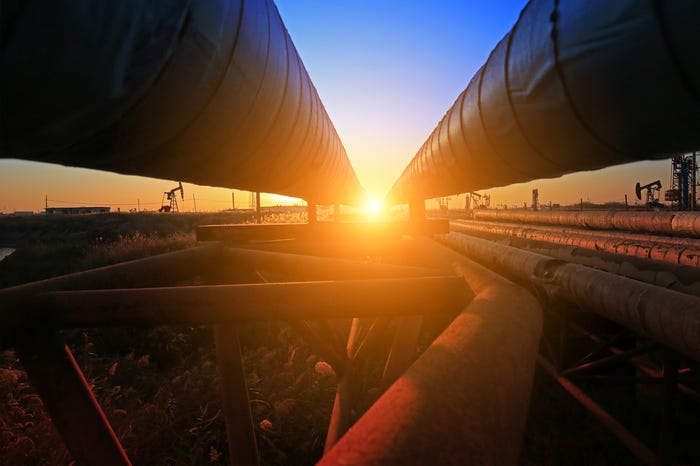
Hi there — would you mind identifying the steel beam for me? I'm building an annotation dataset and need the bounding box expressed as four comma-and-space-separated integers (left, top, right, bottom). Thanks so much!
16, 331, 131, 466
538, 356, 658, 466
16, 277, 468, 327
214, 324, 260, 466
196, 220, 449, 242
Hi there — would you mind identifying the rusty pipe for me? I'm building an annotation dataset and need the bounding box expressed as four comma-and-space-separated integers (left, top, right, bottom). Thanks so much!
387, 0, 700, 204
471, 210, 700, 238
451, 219, 700, 267
321, 240, 542, 465
438, 232, 700, 361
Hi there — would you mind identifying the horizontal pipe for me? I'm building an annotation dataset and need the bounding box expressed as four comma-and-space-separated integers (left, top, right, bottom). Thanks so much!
0, 245, 446, 335
438, 232, 700, 361
210, 245, 442, 282
451, 219, 700, 267
387, 0, 700, 204
0, 245, 219, 298
451, 221, 700, 297
196, 219, 449, 242
322, 239, 542, 465
1, 0, 363, 204
471, 210, 700, 238
13, 277, 469, 327
0, 244, 437, 297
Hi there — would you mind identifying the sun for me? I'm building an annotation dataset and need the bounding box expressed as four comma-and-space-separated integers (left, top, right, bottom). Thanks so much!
365, 197, 383, 217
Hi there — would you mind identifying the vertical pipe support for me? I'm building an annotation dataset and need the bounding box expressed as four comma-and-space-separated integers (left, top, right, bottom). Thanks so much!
381, 316, 423, 389
334, 204, 341, 222
16, 331, 131, 466
324, 318, 365, 452
409, 199, 425, 223
214, 325, 260, 466
255, 192, 261, 224
307, 200, 317, 224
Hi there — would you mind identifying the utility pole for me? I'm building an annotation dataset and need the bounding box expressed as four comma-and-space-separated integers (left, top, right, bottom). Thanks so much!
137, 198, 140, 212
256, 192, 261, 224
192, 193, 197, 213
232, 191, 235, 210
45, 194, 48, 214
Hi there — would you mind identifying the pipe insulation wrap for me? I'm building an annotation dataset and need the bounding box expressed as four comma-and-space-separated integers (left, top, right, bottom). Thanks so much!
0, 0, 364, 205
388, 0, 700, 204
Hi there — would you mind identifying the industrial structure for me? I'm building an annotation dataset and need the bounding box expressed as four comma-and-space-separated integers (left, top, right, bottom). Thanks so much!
45, 207, 110, 215
1, 1, 699, 466
158, 182, 184, 213
665, 153, 699, 211
636, 179, 663, 208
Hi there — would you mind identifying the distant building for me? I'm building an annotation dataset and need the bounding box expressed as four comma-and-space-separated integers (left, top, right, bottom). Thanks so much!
13, 211, 34, 216
46, 207, 110, 215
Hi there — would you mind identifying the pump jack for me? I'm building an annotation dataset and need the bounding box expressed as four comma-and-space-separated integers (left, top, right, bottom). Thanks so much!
159, 182, 184, 212
635, 180, 662, 208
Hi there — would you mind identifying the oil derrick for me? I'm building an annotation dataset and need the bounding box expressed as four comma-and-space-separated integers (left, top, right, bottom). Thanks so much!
665, 153, 698, 210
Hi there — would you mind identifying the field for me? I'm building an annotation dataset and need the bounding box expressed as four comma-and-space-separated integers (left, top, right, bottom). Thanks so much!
0, 211, 667, 465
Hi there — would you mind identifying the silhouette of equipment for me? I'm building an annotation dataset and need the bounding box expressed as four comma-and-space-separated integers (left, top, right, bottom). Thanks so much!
159, 182, 184, 213
635, 180, 662, 207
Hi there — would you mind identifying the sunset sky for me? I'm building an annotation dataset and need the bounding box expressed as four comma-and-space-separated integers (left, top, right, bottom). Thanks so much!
0, 0, 673, 213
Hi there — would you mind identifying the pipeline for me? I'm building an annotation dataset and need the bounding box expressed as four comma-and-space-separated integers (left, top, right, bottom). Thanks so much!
472, 210, 700, 238
451, 219, 700, 267
322, 239, 542, 465
0, 0, 364, 205
387, 0, 700, 204
438, 232, 700, 362
525, 243, 700, 298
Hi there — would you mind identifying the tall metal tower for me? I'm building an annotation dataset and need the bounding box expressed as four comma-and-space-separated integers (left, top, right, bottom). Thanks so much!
665, 153, 698, 210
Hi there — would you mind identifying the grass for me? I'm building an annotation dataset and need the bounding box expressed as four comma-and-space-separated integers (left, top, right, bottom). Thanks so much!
0, 212, 383, 465
1, 211, 693, 465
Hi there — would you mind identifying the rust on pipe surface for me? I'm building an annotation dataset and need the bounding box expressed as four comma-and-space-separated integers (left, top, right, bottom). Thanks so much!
16, 332, 131, 466
451, 219, 700, 267
16, 277, 469, 328
470, 210, 700, 238
450, 221, 700, 297
439, 232, 700, 361
387, 0, 700, 204
1, 0, 364, 205
321, 240, 542, 465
